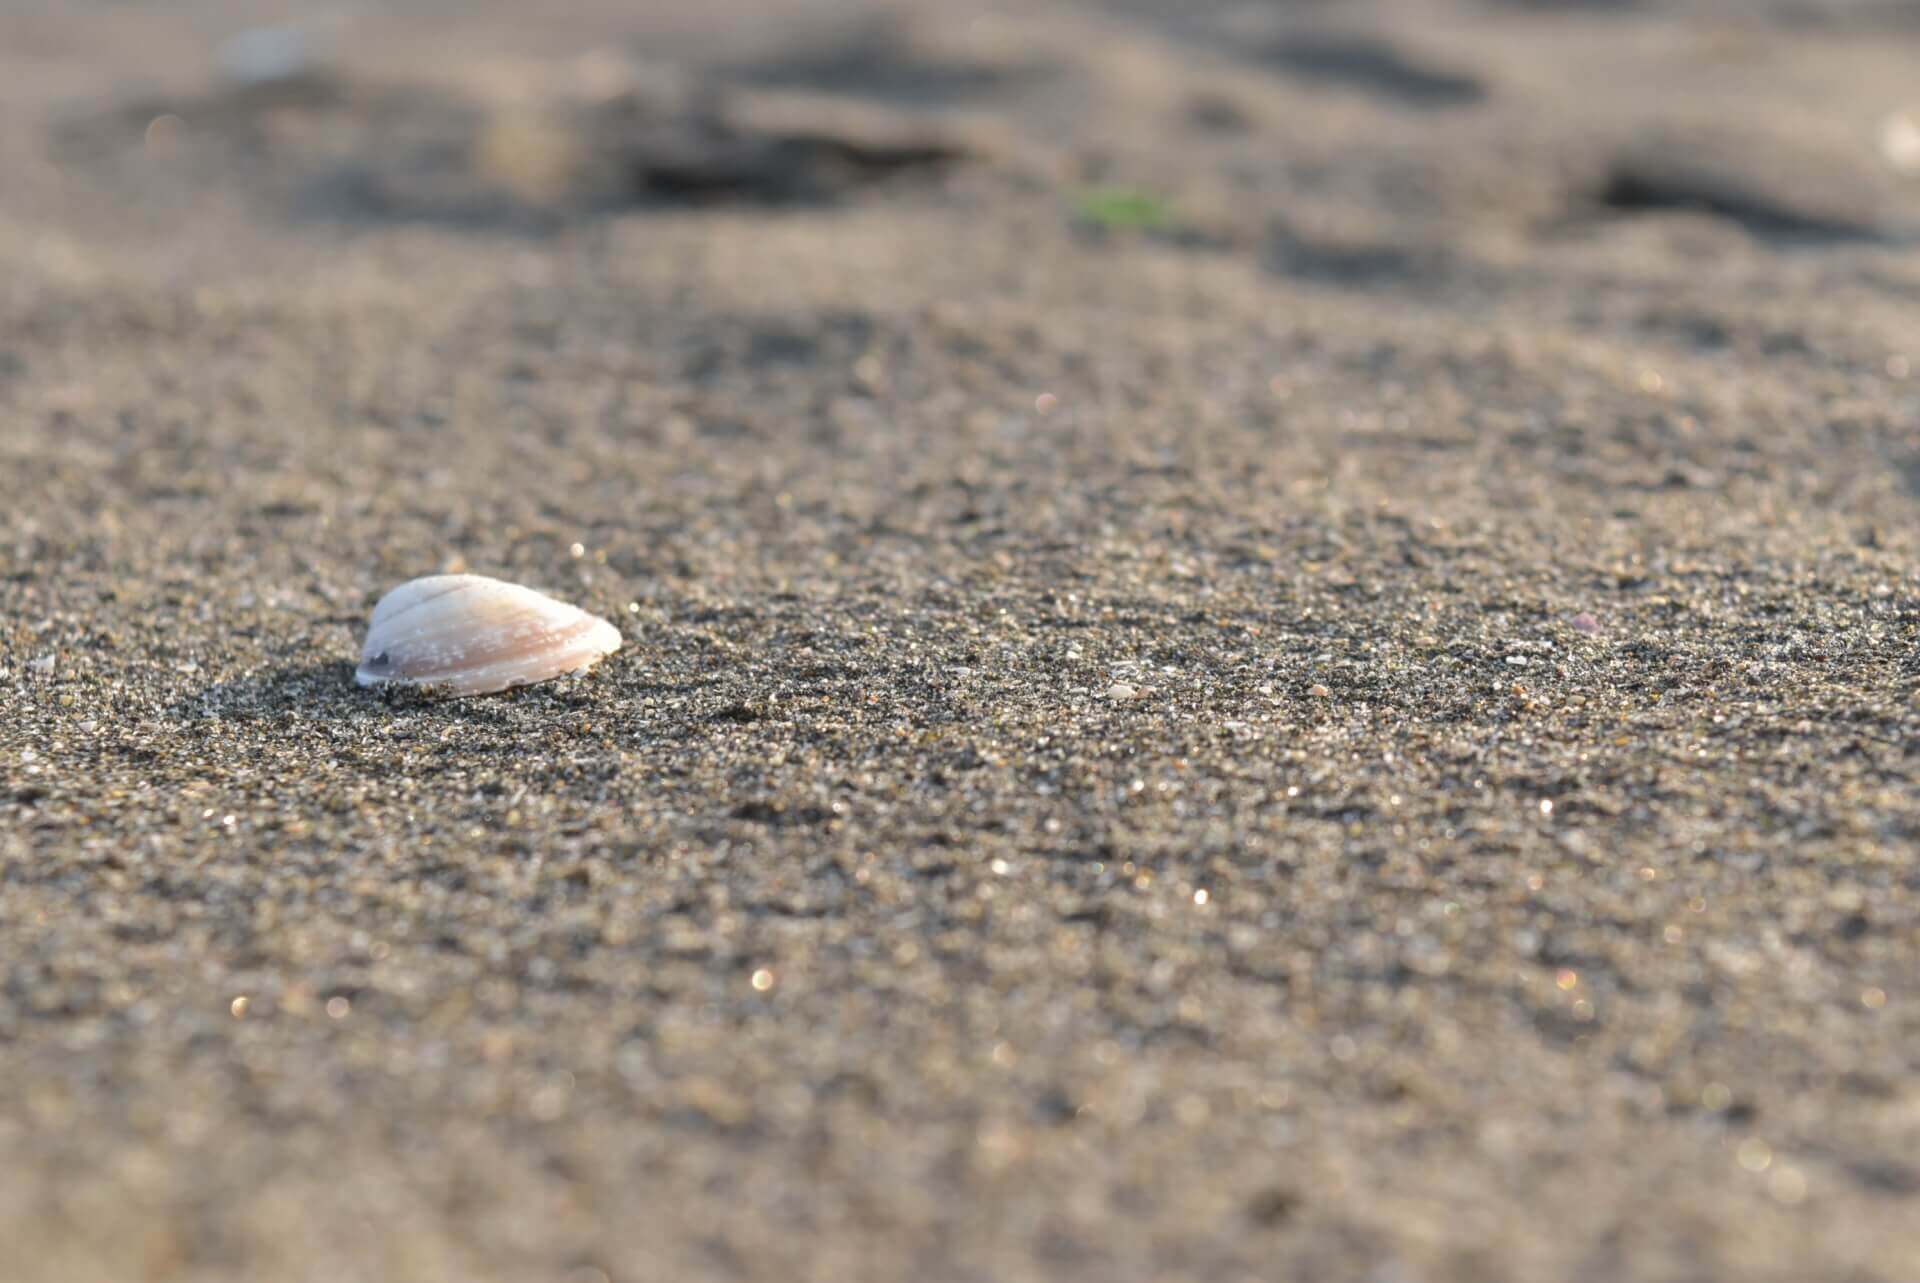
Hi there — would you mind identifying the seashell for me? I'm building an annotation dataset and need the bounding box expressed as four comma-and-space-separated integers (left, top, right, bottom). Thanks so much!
356, 574, 621, 697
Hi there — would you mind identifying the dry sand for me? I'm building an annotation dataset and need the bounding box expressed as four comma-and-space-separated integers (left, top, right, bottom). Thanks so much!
4, 1, 1920, 1280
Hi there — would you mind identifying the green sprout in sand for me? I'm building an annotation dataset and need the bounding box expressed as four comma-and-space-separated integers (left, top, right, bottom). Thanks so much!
1072, 185, 1178, 233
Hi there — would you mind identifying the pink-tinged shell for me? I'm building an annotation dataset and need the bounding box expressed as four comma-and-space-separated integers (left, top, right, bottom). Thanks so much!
356, 574, 621, 697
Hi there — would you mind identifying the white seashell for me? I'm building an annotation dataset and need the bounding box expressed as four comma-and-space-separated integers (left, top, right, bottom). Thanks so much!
356, 574, 621, 697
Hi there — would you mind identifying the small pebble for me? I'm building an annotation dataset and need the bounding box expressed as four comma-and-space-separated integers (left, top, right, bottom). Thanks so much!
1880, 111, 1920, 173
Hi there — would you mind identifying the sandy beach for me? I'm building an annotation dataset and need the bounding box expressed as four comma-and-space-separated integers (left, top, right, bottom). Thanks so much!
4, 2, 1919, 1279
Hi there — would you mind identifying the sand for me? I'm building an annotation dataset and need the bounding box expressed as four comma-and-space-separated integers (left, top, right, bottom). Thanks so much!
4, 2, 1919, 1279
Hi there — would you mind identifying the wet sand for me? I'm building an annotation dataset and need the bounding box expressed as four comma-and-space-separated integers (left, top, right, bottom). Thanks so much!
4, 2, 1919, 1279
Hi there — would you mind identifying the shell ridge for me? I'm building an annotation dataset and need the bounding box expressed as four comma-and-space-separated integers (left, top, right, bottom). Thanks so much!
369, 576, 475, 630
